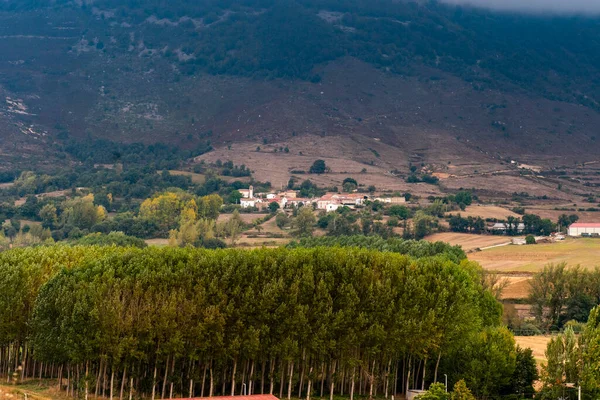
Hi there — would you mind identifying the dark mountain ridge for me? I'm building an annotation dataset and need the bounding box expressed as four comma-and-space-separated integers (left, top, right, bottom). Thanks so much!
0, 0, 599, 170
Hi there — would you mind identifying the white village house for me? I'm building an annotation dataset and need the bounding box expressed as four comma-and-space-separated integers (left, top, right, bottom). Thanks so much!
240, 198, 259, 208
316, 193, 366, 210
238, 189, 379, 211
238, 186, 254, 199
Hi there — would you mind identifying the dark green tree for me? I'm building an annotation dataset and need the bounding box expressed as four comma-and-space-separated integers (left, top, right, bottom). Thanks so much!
309, 160, 327, 174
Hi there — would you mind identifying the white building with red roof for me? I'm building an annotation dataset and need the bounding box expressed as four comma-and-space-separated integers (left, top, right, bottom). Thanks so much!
568, 223, 600, 237
316, 193, 366, 211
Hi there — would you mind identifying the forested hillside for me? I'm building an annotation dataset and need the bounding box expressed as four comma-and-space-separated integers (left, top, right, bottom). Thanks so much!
4, 0, 600, 100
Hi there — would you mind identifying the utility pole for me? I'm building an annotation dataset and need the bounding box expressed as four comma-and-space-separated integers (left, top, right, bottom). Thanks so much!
444, 374, 447, 393
579, 385, 581, 400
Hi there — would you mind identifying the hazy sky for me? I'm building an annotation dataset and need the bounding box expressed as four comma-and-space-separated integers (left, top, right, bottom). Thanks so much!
440, 0, 600, 14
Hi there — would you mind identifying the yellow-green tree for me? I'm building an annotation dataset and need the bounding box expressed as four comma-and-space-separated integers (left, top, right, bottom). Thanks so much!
451, 380, 475, 400
63, 194, 104, 230
198, 194, 223, 220
139, 192, 184, 231
293, 207, 316, 237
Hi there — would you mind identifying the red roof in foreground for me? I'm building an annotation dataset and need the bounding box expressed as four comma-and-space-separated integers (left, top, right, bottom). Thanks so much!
570, 223, 600, 228
173, 395, 279, 400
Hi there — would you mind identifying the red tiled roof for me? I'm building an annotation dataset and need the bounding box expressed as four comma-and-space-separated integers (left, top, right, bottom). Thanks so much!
173, 395, 278, 400
570, 223, 600, 228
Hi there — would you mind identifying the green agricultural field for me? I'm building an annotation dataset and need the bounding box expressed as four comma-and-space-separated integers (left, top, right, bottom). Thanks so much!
470, 238, 600, 272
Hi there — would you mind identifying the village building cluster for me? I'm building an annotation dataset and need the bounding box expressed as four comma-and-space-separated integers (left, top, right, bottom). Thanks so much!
238, 186, 405, 211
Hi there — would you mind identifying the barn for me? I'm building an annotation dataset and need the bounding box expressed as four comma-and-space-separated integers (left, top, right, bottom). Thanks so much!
568, 223, 600, 237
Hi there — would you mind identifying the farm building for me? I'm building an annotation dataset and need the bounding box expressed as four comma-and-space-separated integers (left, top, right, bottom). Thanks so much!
568, 223, 600, 237
491, 222, 525, 233
374, 196, 406, 204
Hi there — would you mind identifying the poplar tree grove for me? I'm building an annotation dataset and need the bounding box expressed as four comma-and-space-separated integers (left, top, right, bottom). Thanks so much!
0, 245, 519, 399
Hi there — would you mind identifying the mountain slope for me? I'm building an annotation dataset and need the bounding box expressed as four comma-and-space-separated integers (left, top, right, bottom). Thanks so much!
0, 0, 599, 176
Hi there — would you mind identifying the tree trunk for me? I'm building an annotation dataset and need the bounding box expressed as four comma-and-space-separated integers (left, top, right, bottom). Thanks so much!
394, 361, 399, 396
369, 360, 375, 400
405, 357, 411, 396
340, 367, 344, 397
120, 366, 127, 400
21, 343, 27, 382
58, 365, 63, 391
110, 367, 115, 400
350, 367, 355, 400
261, 360, 266, 395
298, 350, 306, 399
320, 362, 325, 398
129, 377, 134, 400
306, 366, 313, 400
248, 360, 255, 395
169, 358, 175, 399
222, 368, 226, 396
200, 362, 207, 397
102, 359, 108, 397
287, 361, 294, 400
433, 352, 441, 383
151, 363, 158, 400
385, 359, 391, 399
231, 357, 237, 396
269, 359, 275, 395
209, 365, 214, 397
414, 359, 421, 391
329, 361, 336, 400
421, 357, 427, 391
359, 364, 363, 396
162, 356, 170, 400
96, 359, 102, 398
241, 360, 248, 395
85, 362, 89, 400
279, 361, 285, 399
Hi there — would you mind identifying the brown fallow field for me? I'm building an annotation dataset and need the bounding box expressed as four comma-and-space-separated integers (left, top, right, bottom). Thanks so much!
425, 232, 513, 252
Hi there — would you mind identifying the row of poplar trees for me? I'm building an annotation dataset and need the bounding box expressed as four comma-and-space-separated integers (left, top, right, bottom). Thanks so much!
0, 245, 517, 400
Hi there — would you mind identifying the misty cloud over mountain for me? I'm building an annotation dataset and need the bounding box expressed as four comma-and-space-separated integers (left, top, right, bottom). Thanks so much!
440, 0, 600, 14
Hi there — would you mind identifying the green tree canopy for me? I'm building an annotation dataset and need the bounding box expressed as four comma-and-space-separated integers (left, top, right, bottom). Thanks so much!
309, 159, 327, 174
